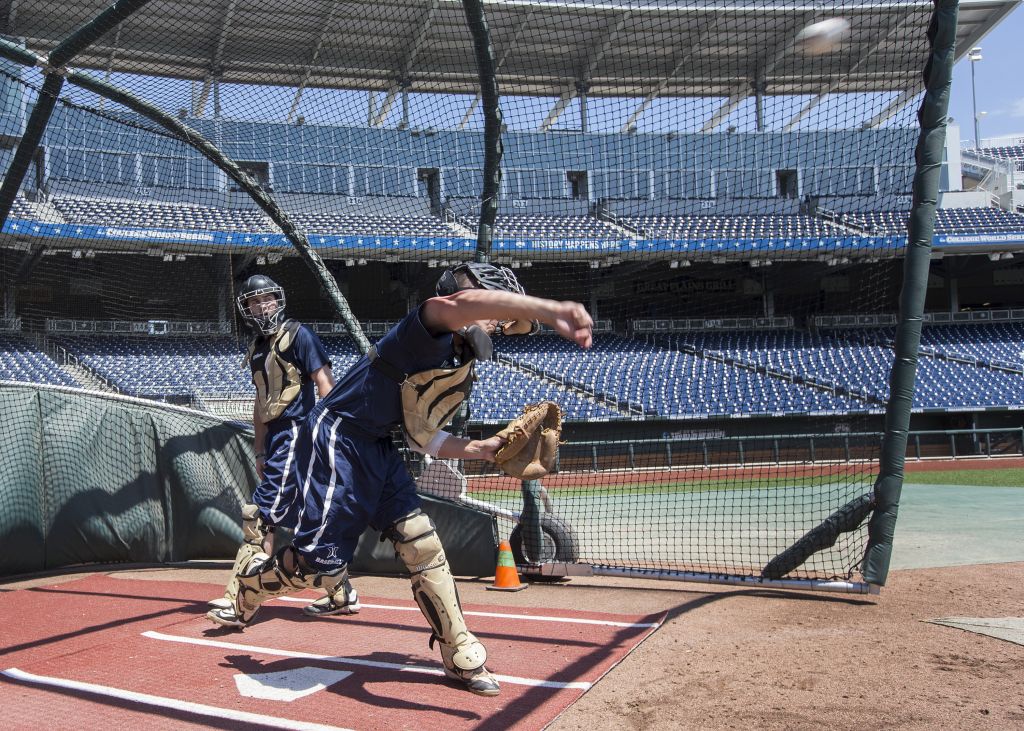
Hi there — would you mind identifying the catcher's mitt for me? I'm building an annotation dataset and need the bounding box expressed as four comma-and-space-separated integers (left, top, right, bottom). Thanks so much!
493, 401, 562, 480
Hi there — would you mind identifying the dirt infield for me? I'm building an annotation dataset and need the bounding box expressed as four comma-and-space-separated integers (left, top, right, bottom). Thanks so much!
548, 562, 1024, 730
3, 561, 1020, 729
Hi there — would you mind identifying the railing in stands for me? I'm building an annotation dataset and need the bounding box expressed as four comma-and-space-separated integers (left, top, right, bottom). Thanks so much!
814, 308, 1024, 328
46, 319, 233, 335
632, 316, 793, 333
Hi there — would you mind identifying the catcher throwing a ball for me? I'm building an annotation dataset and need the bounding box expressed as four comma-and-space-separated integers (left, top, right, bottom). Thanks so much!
207, 261, 593, 696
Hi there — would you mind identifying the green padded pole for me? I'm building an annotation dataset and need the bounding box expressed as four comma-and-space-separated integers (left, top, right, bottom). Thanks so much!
0, 0, 153, 230
461, 0, 503, 263
0, 72, 63, 227
49, 0, 154, 68
862, 0, 958, 586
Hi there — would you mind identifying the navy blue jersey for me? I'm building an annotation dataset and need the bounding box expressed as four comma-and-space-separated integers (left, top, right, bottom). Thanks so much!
249, 322, 331, 423
320, 304, 454, 437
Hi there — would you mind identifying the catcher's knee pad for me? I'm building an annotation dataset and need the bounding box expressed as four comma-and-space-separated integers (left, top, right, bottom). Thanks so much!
234, 545, 311, 623
386, 511, 487, 673
235, 545, 351, 624
241, 503, 269, 546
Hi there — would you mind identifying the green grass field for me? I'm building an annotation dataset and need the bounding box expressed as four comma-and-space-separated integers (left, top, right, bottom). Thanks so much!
903, 467, 1024, 487
468, 466, 1024, 501
470, 474, 876, 501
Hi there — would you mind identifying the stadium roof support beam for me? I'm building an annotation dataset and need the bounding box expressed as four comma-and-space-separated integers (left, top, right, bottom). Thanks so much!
370, 0, 439, 127
194, 0, 238, 118
97, 23, 122, 111
459, 8, 537, 131
538, 10, 630, 132
621, 42, 702, 134
701, 85, 749, 133
370, 84, 401, 128
701, 12, 814, 132
538, 91, 574, 132
861, 85, 924, 129
287, 0, 342, 123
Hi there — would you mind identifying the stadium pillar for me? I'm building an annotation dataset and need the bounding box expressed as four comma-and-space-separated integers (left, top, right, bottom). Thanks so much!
754, 78, 766, 132
862, 0, 959, 586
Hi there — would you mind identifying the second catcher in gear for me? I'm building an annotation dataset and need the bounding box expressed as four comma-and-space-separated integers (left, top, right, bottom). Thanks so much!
207, 263, 593, 697
207, 274, 360, 619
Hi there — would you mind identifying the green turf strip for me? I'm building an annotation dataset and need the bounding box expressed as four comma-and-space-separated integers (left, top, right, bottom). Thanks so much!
470, 474, 876, 500
903, 467, 1024, 488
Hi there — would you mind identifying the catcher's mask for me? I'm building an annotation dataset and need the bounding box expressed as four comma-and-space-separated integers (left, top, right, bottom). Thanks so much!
436, 262, 524, 297
435, 262, 539, 336
237, 274, 287, 335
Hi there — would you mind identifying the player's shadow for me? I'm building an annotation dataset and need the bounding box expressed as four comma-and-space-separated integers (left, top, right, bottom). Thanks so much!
207, 602, 609, 650
219, 652, 484, 719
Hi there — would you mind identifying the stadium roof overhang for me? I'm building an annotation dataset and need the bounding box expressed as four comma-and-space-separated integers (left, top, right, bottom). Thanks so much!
2, 0, 1018, 127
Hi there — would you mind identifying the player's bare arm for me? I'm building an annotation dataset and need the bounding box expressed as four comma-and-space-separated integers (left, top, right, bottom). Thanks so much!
421, 288, 593, 348
252, 401, 267, 480
434, 434, 506, 462
311, 364, 335, 398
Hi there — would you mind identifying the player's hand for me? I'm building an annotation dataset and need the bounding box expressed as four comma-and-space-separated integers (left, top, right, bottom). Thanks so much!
255, 456, 266, 480
466, 435, 507, 462
547, 301, 593, 349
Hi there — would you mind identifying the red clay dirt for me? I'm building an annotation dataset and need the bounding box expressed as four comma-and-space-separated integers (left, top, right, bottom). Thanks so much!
3, 560, 1021, 730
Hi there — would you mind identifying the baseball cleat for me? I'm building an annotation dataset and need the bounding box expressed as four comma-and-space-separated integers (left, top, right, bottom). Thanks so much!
206, 607, 248, 629
443, 664, 501, 696
302, 588, 361, 617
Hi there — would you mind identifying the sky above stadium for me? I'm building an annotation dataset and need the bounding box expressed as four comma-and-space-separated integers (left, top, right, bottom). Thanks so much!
948, 2, 1024, 145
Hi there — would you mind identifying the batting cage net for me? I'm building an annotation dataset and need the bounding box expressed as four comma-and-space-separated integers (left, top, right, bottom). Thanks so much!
0, 0, 974, 590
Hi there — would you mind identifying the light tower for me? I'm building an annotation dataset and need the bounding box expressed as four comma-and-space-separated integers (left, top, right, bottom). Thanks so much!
968, 46, 983, 148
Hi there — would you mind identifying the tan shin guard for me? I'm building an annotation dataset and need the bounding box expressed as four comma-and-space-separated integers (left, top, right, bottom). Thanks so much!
390, 512, 487, 673
224, 504, 268, 604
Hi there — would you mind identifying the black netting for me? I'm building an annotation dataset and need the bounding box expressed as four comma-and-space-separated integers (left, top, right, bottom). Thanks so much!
0, 1, 993, 587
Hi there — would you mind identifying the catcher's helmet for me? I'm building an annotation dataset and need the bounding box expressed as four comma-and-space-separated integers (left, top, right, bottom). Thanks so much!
435, 262, 525, 297
237, 274, 286, 335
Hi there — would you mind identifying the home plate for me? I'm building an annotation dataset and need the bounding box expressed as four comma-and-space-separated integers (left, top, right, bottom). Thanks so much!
234, 667, 353, 701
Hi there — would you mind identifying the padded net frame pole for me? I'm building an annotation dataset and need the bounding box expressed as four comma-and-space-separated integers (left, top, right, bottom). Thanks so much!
461, 0, 502, 264
862, 0, 959, 586
0, 0, 154, 228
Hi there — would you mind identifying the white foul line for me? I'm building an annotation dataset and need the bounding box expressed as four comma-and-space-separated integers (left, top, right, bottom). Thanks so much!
275, 596, 662, 629
143, 631, 592, 691
1, 667, 353, 731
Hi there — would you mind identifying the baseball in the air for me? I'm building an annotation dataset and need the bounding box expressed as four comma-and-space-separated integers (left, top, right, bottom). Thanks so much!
795, 18, 851, 55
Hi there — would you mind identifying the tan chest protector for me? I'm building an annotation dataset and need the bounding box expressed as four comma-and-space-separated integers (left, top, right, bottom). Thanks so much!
400, 359, 475, 449
246, 320, 303, 424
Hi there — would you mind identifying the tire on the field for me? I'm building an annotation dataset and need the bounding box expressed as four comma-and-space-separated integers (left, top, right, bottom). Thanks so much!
509, 513, 580, 564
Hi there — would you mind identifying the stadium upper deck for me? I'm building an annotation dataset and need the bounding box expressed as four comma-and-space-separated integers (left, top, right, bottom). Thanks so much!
7, 0, 1016, 121
1, 1, 1022, 264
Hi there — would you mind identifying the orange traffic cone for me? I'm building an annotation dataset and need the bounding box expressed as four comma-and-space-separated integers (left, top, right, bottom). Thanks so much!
487, 539, 527, 592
